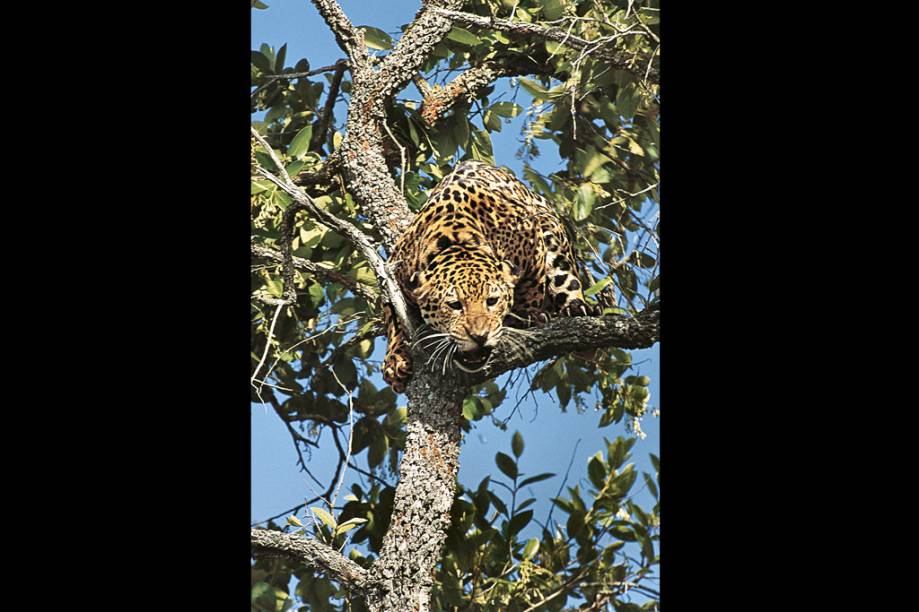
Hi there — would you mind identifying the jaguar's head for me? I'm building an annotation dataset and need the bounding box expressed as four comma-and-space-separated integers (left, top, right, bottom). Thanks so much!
408, 245, 518, 373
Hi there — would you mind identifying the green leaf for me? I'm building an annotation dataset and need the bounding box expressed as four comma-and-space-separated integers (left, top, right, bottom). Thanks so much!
446, 26, 482, 46
265, 276, 283, 298
368, 434, 388, 468
484, 109, 502, 132
588, 453, 607, 489
310, 506, 337, 530
573, 183, 596, 221
516, 498, 536, 512
522, 538, 540, 559
508, 510, 533, 535
286, 514, 303, 527
287, 124, 313, 158
285, 160, 306, 177
627, 137, 645, 157
545, 39, 564, 55
462, 397, 479, 420
519, 472, 555, 487
490, 102, 522, 118
251, 50, 272, 73
495, 452, 518, 480
616, 83, 640, 119
251, 581, 272, 604
358, 26, 393, 50
469, 129, 495, 165
511, 431, 524, 458
488, 491, 509, 517
611, 525, 637, 541
275, 43, 287, 73
583, 150, 611, 179
251, 1, 269, 9
584, 276, 612, 298
519, 78, 548, 100
566, 511, 585, 537
452, 114, 470, 150
308, 282, 324, 307
541, 0, 566, 21
335, 517, 368, 536
251, 180, 272, 195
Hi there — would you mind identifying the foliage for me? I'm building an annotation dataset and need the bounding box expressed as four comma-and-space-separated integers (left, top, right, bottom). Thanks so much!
251, 0, 660, 610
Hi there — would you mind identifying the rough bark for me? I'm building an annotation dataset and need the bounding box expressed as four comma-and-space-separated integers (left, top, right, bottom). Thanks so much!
334, 0, 466, 251
420, 60, 514, 125
364, 370, 466, 611
471, 304, 660, 384
251, 528, 369, 591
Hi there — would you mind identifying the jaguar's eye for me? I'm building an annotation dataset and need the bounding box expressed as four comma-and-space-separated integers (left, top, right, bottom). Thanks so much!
486, 297, 499, 307
447, 301, 462, 310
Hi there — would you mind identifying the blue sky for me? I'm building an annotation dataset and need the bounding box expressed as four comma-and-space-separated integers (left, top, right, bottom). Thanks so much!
251, 0, 659, 577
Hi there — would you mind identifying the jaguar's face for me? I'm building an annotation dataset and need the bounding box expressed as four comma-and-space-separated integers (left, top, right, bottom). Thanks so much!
412, 252, 517, 372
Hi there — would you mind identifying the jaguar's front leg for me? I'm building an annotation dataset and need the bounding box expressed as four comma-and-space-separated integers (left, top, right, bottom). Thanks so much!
382, 303, 413, 393
504, 275, 549, 328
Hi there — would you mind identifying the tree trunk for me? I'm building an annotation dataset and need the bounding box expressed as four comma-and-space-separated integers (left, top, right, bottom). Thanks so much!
365, 369, 466, 611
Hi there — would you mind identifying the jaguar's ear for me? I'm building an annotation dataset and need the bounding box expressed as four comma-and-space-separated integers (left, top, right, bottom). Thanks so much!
501, 261, 520, 287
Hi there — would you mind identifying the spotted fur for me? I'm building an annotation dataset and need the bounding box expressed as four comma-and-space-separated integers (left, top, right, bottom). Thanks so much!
383, 160, 603, 392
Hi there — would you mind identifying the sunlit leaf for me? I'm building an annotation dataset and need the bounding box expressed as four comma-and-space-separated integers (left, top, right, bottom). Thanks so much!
358, 26, 393, 50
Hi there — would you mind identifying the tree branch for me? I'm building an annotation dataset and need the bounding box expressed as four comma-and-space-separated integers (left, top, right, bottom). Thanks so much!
420, 60, 512, 125
251, 529, 369, 590
251, 62, 347, 101
430, 8, 659, 84
331, 1, 467, 252
251, 242, 379, 304
375, 0, 467, 104
308, 0, 369, 69
310, 59, 349, 152
464, 304, 660, 385
294, 150, 341, 187
251, 127, 415, 336
418, 53, 553, 125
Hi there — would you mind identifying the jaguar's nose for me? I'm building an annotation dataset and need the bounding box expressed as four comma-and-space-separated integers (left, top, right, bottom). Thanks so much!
468, 332, 488, 347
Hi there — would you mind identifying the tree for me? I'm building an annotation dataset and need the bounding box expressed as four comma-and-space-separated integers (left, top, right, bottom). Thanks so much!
250, 1, 660, 610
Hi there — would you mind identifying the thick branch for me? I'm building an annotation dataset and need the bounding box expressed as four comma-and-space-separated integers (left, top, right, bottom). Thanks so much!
419, 53, 553, 125
251, 529, 368, 590
431, 8, 659, 84
466, 305, 660, 385
420, 60, 513, 125
375, 0, 467, 104
331, 1, 468, 251
309, 0, 369, 69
